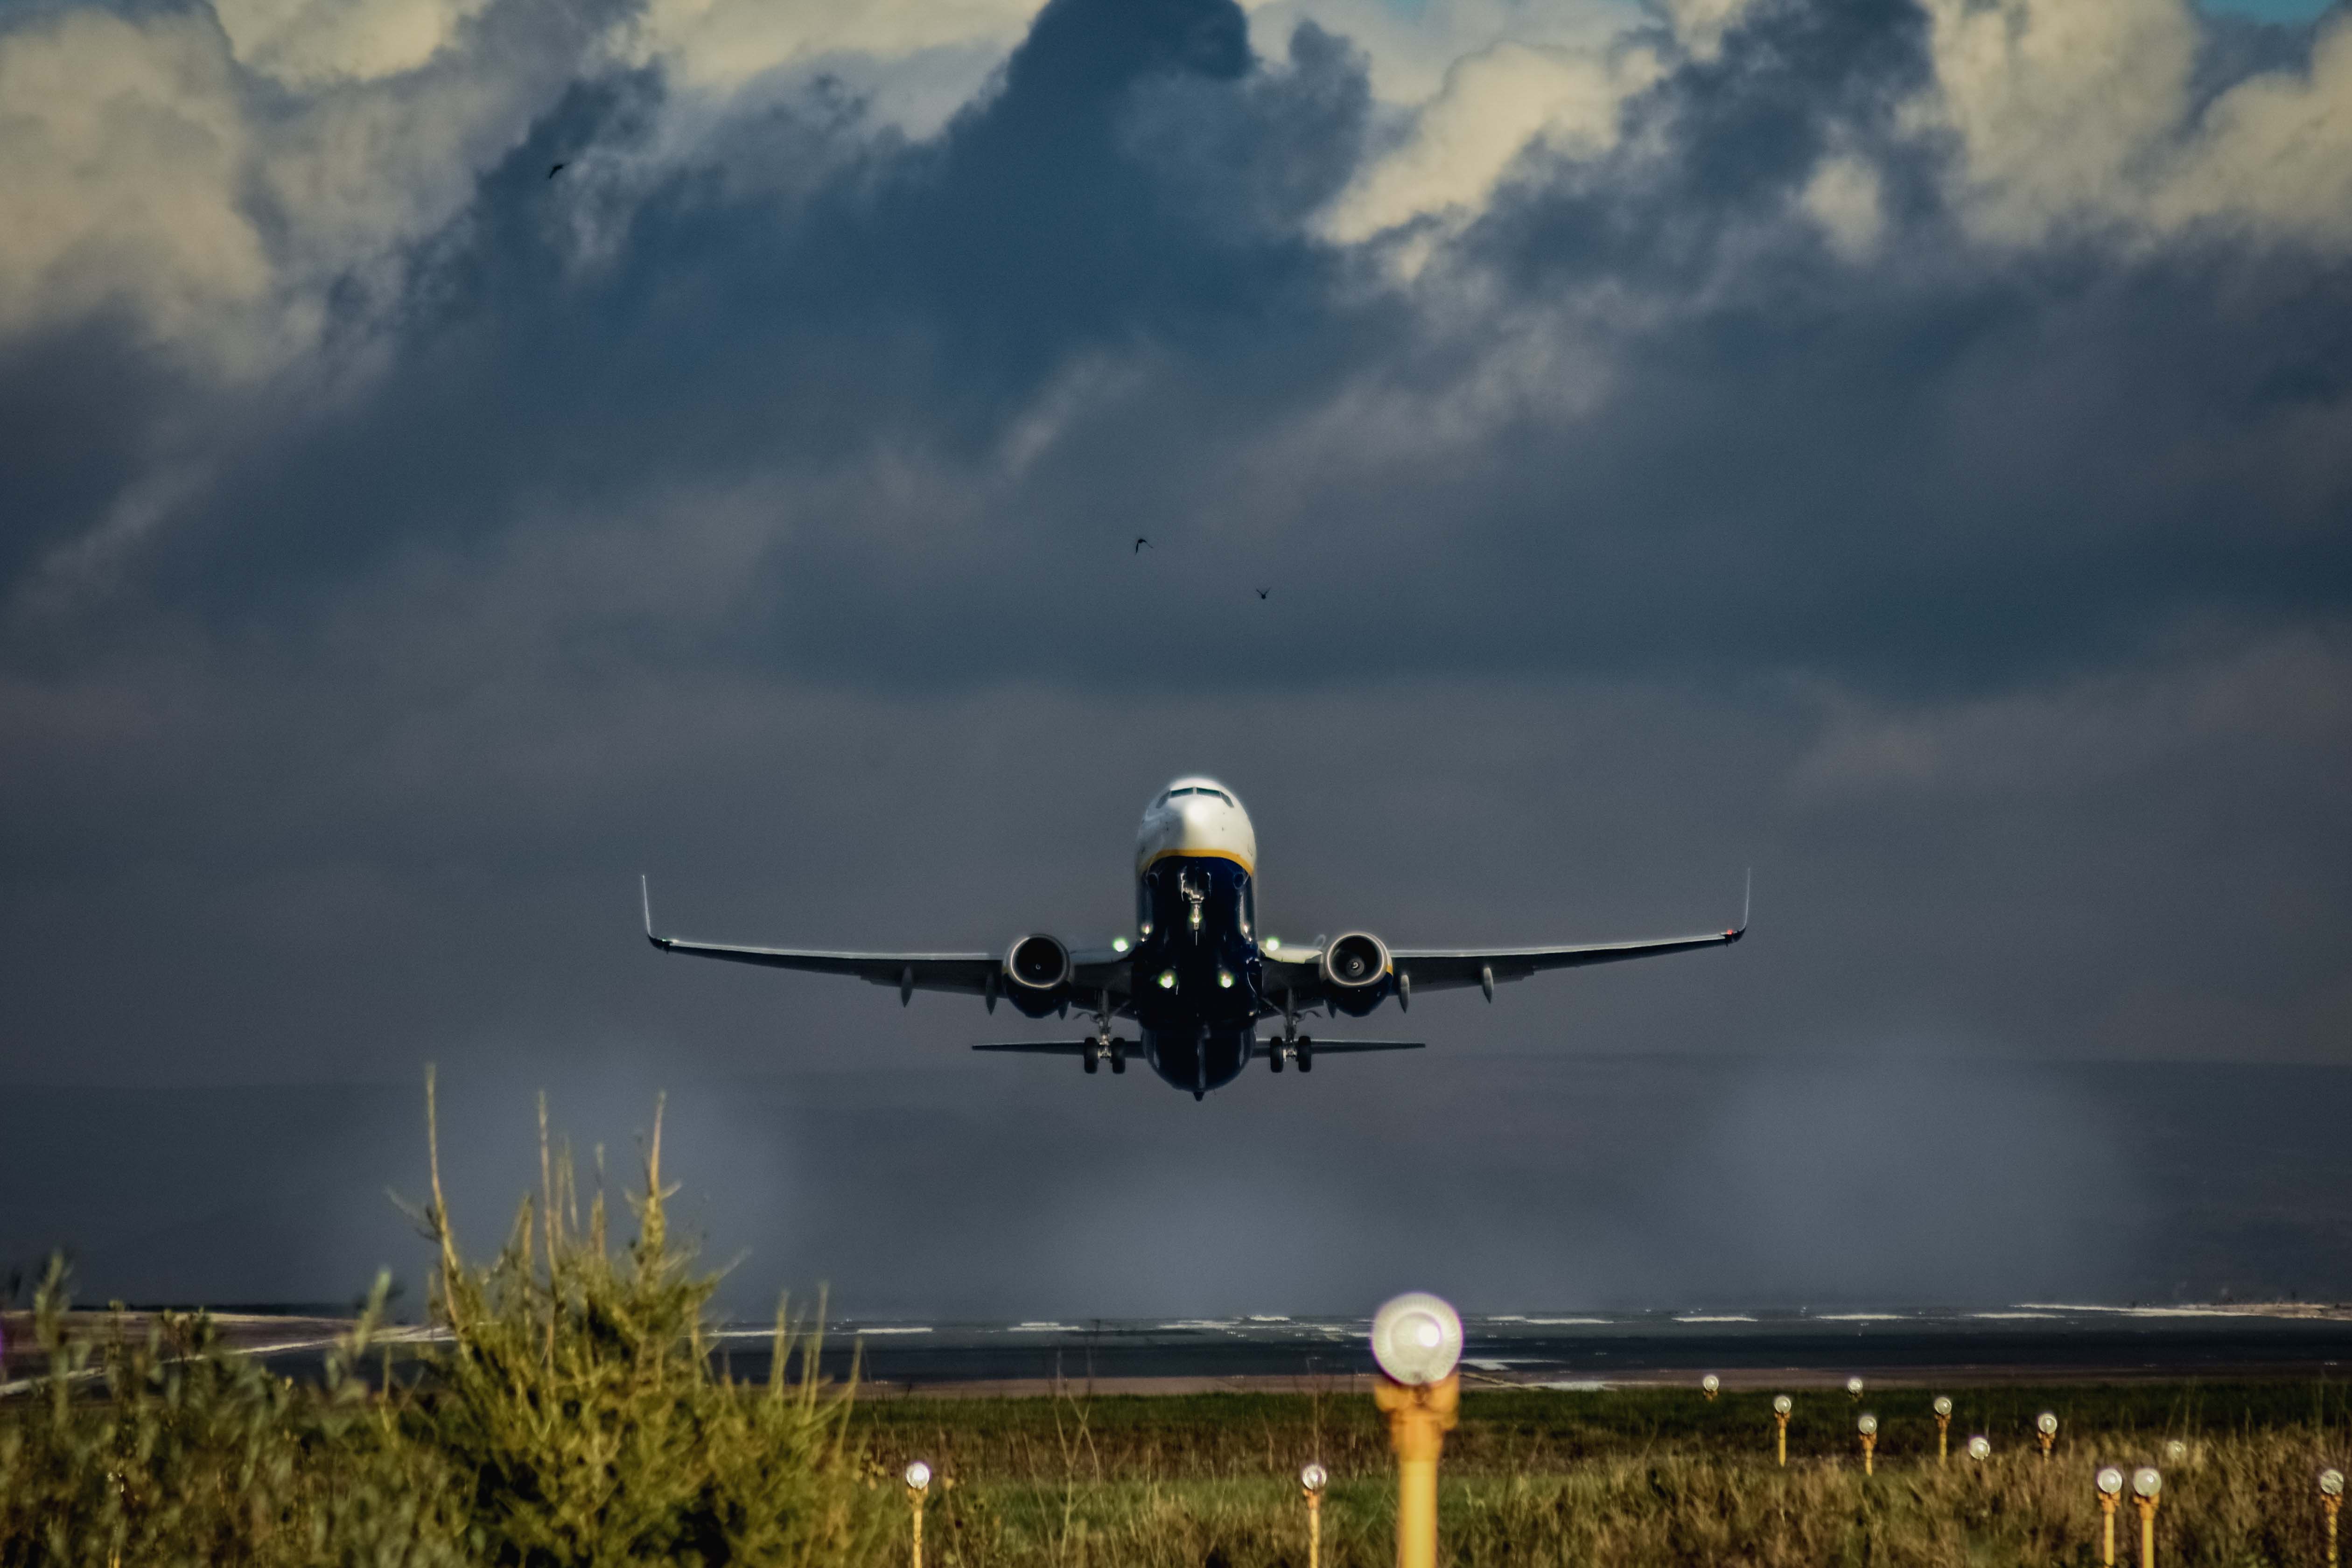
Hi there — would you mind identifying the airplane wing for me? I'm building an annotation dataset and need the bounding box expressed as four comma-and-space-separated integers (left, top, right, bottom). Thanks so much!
1388, 927, 1743, 995
642, 877, 998, 1001
1260, 875, 1748, 1009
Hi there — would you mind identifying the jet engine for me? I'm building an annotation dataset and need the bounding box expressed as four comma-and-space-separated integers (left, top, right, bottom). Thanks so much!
1002, 933, 1073, 1018
1320, 931, 1393, 1016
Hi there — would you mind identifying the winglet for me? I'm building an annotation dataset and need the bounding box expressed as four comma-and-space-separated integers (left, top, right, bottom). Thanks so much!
1729, 867, 1752, 940
640, 875, 664, 949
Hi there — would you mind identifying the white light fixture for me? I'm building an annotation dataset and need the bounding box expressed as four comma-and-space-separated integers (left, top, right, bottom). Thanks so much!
2098, 1467, 2125, 1496
1858, 1414, 1878, 1435
1701, 1374, 1720, 1395
2133, 1467, 2163, 1499
2038, 1412, 2059, 1436
1969, 1436, 1992, 1462
904, 1460, 931, 1492
1774, 1394, 1793, 1415
1301, 1463, 1329, 1494
2165, 1440, 2189, 1465
1370, 1292, 1463, 1386
1934, 1396, 1953, 1418
2320, 1469, 2344, 1497
1847, 1376, 1865, 1398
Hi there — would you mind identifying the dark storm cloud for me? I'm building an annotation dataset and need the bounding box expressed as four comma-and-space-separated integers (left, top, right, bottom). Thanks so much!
2, 0, 2350, 1312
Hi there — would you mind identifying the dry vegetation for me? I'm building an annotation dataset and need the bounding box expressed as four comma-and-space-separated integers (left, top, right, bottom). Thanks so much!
3, 1082, 2346, 1567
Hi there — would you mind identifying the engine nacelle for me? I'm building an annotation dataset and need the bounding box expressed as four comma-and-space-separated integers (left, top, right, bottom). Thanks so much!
1002, 933, 1073, 1018
1320, 931, 1392, 1017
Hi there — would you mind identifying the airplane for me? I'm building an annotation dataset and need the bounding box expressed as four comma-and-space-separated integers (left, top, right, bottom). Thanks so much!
643, 776, 1746, 1100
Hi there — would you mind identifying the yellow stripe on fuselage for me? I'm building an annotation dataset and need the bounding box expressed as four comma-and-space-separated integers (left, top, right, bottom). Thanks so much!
1141, 847, 1255, 877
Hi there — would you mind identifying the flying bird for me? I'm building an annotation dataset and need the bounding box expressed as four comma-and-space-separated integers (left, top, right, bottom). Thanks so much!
1134, 537, 1152, 553
1255, 588, 1269, 600
546, 162, 567, 179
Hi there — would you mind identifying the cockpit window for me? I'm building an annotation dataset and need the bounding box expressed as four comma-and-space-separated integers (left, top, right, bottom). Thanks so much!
1164, 786, 1234, 805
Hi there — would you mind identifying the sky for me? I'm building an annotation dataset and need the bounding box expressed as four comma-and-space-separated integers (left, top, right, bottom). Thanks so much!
1, 0, 2349, 1317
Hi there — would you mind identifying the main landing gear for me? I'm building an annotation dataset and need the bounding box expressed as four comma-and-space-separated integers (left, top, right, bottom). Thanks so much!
1082, 990, 1126, 1073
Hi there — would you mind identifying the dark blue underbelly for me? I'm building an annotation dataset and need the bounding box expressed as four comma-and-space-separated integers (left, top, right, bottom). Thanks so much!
1130, 855, 1261, 1094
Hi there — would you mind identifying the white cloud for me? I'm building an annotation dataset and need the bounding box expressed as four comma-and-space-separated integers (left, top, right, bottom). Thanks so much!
214, 0, 493, 85
1659, 0, 1756, 63
1321, 37, 1662, 245
1911, 0, 2352, 251
0, 10, 276, 365
0, 0, 604, 376
615, 0, 1042, 98
1800, 151, 1884, 259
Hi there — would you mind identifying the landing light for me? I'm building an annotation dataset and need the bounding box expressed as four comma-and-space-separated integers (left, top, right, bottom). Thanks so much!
1113, 937, 1131, 954
1218, 970, 1234, 989
1158, 970, 1177, 990
1370, 1292, 1463, 1386
1267, 937, 1281, 950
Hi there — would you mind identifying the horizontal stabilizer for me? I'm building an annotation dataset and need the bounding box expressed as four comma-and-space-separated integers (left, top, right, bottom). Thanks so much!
1271, 1039, 1425, 1053
973, 1040, 1131, 1055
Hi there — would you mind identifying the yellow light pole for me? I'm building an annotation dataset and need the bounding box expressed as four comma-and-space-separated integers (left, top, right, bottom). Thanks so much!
2132, 1467, 2163, 1568
903, 1461, 931, 1568
1701, 1373, 1720, 1402
2096, 1466, 2125, 1568
1933, 1396, 1953, 1464
1370, 1293, 1464, 1568
2321, 1468, 2343, 1568
1774, 1395, 1793, 1467
1301, 1463, 1329, 1568
2038, 1411, 2060, 1462
1857, 1414, 1878, 1476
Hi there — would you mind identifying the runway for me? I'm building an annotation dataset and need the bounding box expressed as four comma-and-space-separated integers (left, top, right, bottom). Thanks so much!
751, 1305, 2352, 1395
10, 1303, 2349, 1397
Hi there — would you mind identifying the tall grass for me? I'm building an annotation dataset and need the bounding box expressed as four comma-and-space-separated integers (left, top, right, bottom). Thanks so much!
0, 1073, 881, 1567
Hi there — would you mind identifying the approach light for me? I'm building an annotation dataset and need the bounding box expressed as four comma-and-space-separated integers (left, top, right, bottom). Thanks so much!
1113, 937, 1131, 953
1371, 1293, 1463, 1386
1848, 1376, 1865, 1399
1701, 1373, 1720, 1400
2097, 1467, 2127, 1568
1969, 1436, 1992, 1462
1771, 1394, 1793, 1467
1299, 1462, 1330, 1568
2323, 1468, 2345, 1568
1933, 1395, 1954, 1463
904, 1461, 931, 1493
1857, 1413, 1879, 1474
1158, 970, 1177, 990
2134, 1468, 2163, 1499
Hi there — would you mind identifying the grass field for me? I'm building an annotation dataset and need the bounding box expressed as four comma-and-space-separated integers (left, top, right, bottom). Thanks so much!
851, 1384, 2352, 1567
6, 1086, 2348, 1566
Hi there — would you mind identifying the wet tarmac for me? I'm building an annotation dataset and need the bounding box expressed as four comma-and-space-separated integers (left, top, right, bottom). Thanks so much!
12, 1304, 2351, 1396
